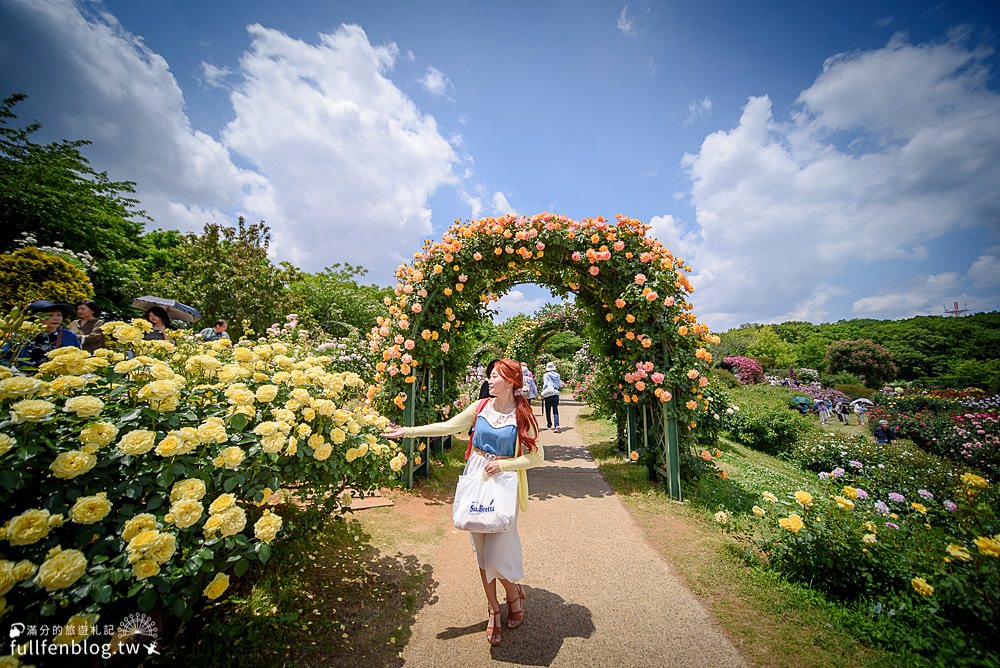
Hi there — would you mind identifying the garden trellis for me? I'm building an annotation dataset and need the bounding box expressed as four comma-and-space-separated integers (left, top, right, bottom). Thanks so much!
370, 213, 720, 499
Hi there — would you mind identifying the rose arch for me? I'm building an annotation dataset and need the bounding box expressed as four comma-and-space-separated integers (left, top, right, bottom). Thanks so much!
503, 302, 588, 367
369, 213, 719, 500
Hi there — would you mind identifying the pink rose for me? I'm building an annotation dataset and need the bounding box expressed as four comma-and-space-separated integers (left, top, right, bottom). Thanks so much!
634, 274, 646, 285
651, 372, 665, 384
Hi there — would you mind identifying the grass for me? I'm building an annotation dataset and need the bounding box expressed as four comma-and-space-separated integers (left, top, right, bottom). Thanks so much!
578, 408, 896, 668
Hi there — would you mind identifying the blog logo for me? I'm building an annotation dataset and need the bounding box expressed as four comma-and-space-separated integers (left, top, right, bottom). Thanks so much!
469, 499, 495, 514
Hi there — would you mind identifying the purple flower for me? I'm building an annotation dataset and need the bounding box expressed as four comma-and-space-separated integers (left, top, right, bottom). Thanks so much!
918, 489, 934, 500
885, 522, 900, 530
943, 500, 957, 512
874, 501, 890, 515
849, 460, 864, 469
888, 492, 905, 503
831, 467, 846, 478
818, 472, 830, 480
855, 488, 869, 499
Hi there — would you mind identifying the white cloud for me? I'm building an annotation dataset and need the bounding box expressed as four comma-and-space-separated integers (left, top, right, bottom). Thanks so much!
663, 34, 1000, 330
852, 272, 963, 318
460, 190, 483, 219
617, 5, 635, 37
966, 251, 1000, 290
418, 65, 450, 96
874, 15, 894, 27
0, 0, 267, 233
684, 97, 713, 125
0, 2, 459, 280
493, 289, 545, 321
198, 61, 233, 89
221, 24, 458, 274
491, 191, 516, 216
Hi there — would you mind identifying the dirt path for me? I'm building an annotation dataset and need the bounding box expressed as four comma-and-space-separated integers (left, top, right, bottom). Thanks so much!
401, 400, 747, 667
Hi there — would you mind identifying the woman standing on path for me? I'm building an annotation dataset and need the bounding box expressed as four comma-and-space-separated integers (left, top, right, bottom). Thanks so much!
540, 361, 562, 433
383, 359, 544, 648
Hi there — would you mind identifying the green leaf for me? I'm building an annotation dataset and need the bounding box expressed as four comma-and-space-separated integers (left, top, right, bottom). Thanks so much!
233, 557, 250, 577
230, 414, 248, 432
0, 470, 20, 491
137, 588, 158, 612
92, 583, 113, 604
156, 469, 175, 488
223, 476, 238, 492
258, 543, 271, 564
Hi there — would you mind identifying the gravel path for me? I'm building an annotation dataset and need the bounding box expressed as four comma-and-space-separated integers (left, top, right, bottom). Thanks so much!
402, 400, 747, 667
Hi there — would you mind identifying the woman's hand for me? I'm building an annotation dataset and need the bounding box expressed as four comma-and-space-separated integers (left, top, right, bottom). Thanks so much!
484, 460, 502, 476
381, 427, 406, 440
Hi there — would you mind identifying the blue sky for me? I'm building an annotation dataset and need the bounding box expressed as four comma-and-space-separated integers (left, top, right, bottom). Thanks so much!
1, 0, 998, 330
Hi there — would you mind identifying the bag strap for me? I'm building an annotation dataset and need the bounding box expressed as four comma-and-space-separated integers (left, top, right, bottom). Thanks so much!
465, 398, 491, 460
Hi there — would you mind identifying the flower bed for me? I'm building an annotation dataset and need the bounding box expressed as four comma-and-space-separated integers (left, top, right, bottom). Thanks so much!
0, 321, 402, 645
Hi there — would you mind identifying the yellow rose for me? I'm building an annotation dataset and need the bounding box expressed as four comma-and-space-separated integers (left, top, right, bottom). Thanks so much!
209, 493, 237, 515
113, 359, 142, 374
834, 496, 855, 510
0, 433, 14, 457
218, 507, 247, 537
53, 613, 97, 645
862, 533, 877, 545
154, 434, 185, 457
121, 514, 157, 542
62, 396, 105, 418
313, 442, 332, 461
751, 506, 766, 518
203, 572, 229, 599
0, 561, 14, 596
9, 399, 56, 423
0, 376, 46, 400
117, 430, 156, 456
345, 447, 358, 463
255, 385, 279, 403
68, 493, 112, 525
148, 532, 176, 564
213, 446, 245, 469
329, 428, 347, 445
911, 577, 934, 596
198, 419, 228, 445
78, 422, 118, 448
12, 560, 36, 582
389, 453, 406, 472
50, 450, 97, 479
961, 472, 988, 488
974, 536, 1000, 558
762, 492, 778, 503
131, 559, 160, 580
165, 499, 204, 529
170, 478, 207, 502
253, 510, 282, 542
127, 529, 159, 556
185, 354, 223, 376
48, 375, 88, 394
778, 513, 805, 533
259, 434, 285, 454
111, 324, 143, 344
794, 491, 814, 507
35, 548, 87, 591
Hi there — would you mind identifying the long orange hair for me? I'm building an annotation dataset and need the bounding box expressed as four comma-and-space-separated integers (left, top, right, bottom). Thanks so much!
493, 358, 539, 453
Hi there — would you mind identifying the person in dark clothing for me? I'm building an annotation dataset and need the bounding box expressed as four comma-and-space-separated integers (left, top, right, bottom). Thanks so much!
143, 306, 173, 340
873, 420, 897, 444
2, 300, 80, 369
477, 359, 499, 400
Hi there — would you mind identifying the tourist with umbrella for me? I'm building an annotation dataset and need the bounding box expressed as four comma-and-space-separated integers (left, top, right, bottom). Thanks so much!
131, 296, 201, 340
851, 398, 874, 425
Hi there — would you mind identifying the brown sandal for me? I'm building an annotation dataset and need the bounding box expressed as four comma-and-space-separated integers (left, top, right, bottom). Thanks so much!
486, 607, 502, 646
506, 584, 526, 629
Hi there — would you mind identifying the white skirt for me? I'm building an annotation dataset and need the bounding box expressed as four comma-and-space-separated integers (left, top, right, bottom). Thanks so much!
464, 451, 523, 583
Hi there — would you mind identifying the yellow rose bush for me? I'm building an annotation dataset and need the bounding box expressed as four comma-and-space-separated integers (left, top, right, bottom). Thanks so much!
0, 322, 402, 634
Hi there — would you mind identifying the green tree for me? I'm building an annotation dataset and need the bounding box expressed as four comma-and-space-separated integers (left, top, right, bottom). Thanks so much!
143, 218, 294, 337
0, 94, 148, 312
746, 325, 797, 370
287, 263, 392, 338
825, 338, 897, 388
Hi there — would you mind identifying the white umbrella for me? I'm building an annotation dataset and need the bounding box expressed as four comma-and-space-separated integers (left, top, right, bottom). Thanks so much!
850, 398, 874, 406
131, 296, 201, 323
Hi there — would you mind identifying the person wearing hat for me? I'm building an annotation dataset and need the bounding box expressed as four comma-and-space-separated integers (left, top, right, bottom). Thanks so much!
9, 300, 81, 368
540, 361, 562, 432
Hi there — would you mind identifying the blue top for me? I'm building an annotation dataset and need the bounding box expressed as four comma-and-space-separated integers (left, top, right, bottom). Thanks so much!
472, 415, 518, 457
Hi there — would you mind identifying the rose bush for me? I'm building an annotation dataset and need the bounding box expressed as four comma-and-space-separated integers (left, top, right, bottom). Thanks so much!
0, 320, 404, 643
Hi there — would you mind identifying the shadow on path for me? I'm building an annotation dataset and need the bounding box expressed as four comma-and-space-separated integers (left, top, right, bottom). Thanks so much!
436, 587, 595, 666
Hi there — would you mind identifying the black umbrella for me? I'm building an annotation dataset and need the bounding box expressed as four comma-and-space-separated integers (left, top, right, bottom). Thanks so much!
131, 296, 201, 323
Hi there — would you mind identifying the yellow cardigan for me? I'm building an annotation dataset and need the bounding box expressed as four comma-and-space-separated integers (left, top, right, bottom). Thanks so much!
402, 399, 544, 511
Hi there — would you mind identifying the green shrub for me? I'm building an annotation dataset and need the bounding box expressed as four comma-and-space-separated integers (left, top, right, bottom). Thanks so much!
722, 385, 814, 456
833, 384, 875, 399
710, 368, 740, 388
0, 246, 94, 309
821, 371, 863, 387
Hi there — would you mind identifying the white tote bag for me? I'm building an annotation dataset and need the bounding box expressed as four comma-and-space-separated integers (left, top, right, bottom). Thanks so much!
453, 471, 518, 533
